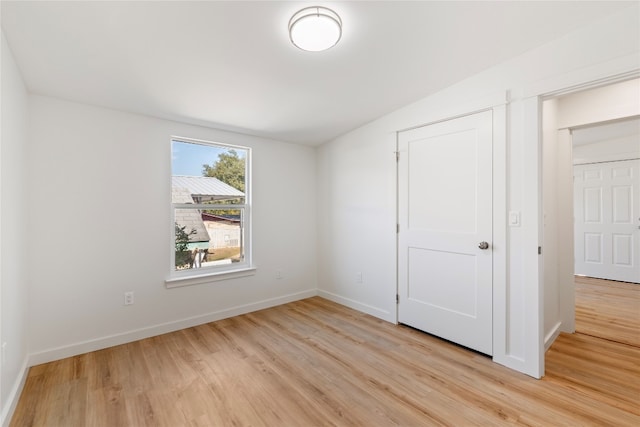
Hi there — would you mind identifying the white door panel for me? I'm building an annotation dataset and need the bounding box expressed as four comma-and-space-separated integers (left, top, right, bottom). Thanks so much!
398, 110, 493, 355
574, 159, 640, 283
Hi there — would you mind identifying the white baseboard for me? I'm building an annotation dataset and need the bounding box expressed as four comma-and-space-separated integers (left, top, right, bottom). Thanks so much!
1, 357, 29, 427
544, 321, 563, 352
317, 290, 395, 323
28, 289, 317, 367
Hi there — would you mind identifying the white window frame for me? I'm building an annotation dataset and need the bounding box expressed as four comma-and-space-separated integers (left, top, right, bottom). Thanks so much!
166, 137, 254, 288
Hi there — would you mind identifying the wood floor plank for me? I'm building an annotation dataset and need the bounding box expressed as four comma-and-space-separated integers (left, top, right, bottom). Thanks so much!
10, 277, 640, 426
575, 275, 640, 346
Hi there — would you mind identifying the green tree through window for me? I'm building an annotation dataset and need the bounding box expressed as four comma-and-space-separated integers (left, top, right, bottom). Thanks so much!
201, 149, 245, 216
202, 149, 245, 192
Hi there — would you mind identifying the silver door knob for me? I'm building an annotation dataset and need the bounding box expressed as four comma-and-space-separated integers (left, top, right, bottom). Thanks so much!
478, 241, 489, 250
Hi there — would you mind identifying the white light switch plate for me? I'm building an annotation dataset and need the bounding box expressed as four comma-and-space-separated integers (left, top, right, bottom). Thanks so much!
509, 211, 520, 227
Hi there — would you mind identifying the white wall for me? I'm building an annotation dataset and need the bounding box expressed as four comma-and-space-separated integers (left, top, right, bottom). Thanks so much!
573, 135, 639, 165
317, 4, 639, 378
0, 31, 29, 425
555, 129, 575, 335
557, 79, 640, 129
541, 99, 575, 348
317, 124, 397, 321
27, 95, 317, 362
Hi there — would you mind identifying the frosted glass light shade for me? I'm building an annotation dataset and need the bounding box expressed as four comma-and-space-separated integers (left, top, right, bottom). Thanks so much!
289, 6, 342, 52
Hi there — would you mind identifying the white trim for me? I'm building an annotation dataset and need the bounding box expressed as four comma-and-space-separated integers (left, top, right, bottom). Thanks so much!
28, 289, 316, 366
171, 135, 249, 152
491, 104, 509, 366
523, 95, 545, 379
523, 53, 640, 99
165, 266, 257, 288
318, 290, 395, 323
544, 321, 562, 352
393, 128, 400, 325
574, 155, 640, 165
394, 90, 509, 135
1, 357, 29, 427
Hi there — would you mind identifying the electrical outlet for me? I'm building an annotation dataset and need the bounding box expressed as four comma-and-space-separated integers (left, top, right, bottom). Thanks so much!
2, 342, 7, 364
124, 291, 134, 306
276, 270, 283, 279
356, 272, 363, 283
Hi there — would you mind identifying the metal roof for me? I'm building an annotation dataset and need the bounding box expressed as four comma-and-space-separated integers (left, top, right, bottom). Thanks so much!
172, 175, 244, 202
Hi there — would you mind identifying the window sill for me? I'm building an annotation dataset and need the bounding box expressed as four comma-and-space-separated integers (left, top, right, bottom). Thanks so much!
165, 266, 257, 288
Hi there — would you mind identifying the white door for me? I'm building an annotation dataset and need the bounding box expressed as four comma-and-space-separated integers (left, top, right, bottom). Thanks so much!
574, 159, 640, 283
398, 110, 493, 355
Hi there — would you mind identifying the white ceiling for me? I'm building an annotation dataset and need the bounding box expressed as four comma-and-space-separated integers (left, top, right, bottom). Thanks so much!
1, 1, 636, 146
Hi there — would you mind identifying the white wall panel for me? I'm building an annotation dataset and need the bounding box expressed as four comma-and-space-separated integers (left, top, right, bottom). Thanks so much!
26, 96, 318, 359
0, 30, 30, 426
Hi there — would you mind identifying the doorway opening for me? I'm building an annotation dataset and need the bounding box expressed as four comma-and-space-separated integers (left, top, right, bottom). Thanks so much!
541, 78, 639, 352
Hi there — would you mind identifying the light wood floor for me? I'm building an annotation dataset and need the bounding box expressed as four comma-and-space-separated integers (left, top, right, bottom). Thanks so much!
10, 281, 640, 426
575, 275, 639, 346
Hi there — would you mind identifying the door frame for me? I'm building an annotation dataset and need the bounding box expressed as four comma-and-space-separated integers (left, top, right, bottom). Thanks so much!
395, 102, 508, 367
526, 68, 640, 378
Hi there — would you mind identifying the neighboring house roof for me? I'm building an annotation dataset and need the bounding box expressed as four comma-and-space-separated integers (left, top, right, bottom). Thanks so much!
172, 176, 243, 244
172, 186, 194, 204
202, 212, 241, 224
175, 205, 210, 243
172, 175, 243, 203
172, 186, 209, 242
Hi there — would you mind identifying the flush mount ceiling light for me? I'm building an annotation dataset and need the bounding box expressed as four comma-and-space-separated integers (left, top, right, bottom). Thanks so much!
288, 6, 342, 52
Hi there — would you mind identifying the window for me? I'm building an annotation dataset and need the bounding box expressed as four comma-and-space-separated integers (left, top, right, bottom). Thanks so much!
169, 137, 252, 283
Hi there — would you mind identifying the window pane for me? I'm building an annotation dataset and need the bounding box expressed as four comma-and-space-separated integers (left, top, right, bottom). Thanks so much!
174, 207, 244, 271
171, 138, 249, 275
172, 140, 247, 204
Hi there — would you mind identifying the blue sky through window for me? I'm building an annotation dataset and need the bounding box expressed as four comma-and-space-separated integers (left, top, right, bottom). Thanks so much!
172, 140, 245, 177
